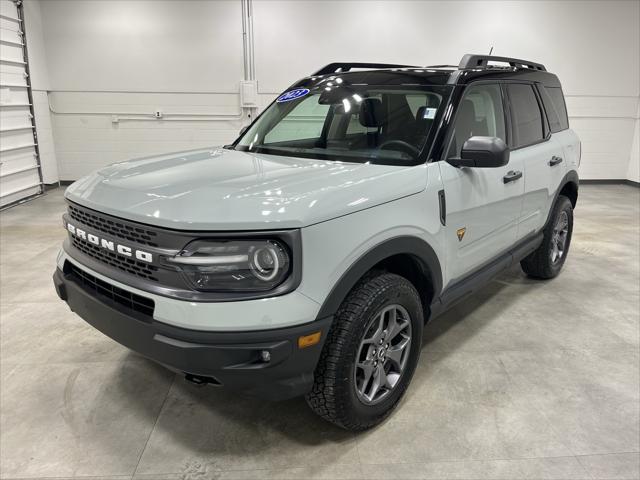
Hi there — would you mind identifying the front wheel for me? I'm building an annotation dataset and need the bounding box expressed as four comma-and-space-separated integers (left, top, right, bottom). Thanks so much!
521, 195, 574, 279
305, 273, 423, 430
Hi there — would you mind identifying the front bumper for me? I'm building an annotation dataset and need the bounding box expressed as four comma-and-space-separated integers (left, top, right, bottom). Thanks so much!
53, 267, 332, 401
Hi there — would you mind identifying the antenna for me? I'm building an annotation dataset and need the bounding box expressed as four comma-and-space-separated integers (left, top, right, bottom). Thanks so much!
488, 46, 494, 55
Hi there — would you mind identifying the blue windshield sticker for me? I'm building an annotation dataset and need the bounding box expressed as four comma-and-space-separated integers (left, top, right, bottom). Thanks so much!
276, 88, 310, 103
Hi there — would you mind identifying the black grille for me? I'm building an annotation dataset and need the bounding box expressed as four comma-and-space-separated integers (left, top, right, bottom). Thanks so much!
68, 204, 159, 247
65, 261, 155, 318
71, 236, 159, 282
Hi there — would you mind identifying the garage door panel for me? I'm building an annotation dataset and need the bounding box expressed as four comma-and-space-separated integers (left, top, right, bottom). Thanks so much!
0, 70, 25, 86
0, 17, 19, 32
1, 127, 35, 148
0, 105, 29, 126
0, 41, 24, 63
0, 159, 39, 178
0, 184, 40, 207
0, 25, 22, 43
0, 62, 28, 77
0, 0, 18, 16
0, 86, 28, 104
0, 147, 37, 172
1, 165, 40, 191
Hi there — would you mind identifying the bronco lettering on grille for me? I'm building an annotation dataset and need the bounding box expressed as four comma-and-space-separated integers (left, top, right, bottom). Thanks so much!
66, 222, 153, 263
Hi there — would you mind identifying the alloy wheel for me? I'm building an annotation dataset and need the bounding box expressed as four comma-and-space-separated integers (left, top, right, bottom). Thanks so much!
353, 304, 412, 405
551, 210, 569, 264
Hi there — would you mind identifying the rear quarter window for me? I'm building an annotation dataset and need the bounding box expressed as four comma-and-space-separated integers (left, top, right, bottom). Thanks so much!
542, 86, 569, 132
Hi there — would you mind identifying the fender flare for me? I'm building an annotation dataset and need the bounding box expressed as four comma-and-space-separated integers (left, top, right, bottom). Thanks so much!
316, 236, 443, 319
544, 170, 579, 228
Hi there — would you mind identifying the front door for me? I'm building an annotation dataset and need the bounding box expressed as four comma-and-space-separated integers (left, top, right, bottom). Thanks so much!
439, 83, 525, 285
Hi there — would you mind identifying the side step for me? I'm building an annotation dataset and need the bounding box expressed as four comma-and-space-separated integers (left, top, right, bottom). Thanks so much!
429, 232, 543, 319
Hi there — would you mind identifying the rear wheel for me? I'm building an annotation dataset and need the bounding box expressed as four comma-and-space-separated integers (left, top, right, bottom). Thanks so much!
521, 195, 573, 279
306, 272, 423, 430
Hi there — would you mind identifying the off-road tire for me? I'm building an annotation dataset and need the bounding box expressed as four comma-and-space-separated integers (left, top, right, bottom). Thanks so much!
305, 272, 423, 430
521, 195, 573, 279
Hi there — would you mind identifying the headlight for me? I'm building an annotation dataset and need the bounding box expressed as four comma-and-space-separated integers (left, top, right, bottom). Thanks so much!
167, 239, 291, 292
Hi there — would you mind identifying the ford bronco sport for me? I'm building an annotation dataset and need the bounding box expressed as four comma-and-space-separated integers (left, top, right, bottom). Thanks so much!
54, 54, 580, 430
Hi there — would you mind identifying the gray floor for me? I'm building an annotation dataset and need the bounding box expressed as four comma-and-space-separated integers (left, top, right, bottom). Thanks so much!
0, 185, 638, 480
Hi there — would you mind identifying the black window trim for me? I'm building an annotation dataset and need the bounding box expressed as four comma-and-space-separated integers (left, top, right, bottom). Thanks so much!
500, 83, 513, 149
503, 81, 551, 152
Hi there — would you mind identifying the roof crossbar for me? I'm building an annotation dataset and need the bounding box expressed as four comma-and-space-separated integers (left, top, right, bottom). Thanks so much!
459, 54, 546, 71
313, 62, 419, 76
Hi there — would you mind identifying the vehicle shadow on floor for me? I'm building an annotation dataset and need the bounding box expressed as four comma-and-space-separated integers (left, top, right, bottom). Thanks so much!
421, 268, 524, 351
114, 266, 539, 460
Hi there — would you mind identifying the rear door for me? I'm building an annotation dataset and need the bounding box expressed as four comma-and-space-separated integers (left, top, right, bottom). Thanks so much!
439, 83, 525, 283
505, 83, 566, 238
540, 84, 580, 173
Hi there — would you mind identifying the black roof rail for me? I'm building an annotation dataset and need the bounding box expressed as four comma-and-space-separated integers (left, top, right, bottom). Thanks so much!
459, 54, 546, 72
313, 62, 419, 76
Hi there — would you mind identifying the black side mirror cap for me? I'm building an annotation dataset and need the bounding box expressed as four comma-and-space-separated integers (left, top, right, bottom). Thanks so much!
448, 136, 510, 168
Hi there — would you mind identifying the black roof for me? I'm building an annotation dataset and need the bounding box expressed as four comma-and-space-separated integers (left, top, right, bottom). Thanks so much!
296, 55, 562, 89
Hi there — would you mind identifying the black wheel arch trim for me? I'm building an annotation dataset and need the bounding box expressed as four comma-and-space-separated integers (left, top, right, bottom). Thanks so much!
315, 236, 442, 319
545, 170, 579, 228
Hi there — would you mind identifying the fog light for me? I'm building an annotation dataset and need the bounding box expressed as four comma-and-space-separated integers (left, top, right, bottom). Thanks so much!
298, 331, 321, 349
260, 350, 271, 362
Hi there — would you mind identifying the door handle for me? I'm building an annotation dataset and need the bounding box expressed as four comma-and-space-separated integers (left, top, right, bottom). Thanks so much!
503, 170, 522, 184
549, 156, 563, 167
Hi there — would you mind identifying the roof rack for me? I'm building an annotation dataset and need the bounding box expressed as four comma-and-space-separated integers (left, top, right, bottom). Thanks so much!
313, 62, 419, 76
459, 54, 546, 71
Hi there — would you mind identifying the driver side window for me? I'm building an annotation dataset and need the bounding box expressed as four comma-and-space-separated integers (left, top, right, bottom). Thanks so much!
446, 84, 506, 159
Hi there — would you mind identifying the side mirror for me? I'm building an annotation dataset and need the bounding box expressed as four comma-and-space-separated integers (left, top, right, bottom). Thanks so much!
448, 136, 509, 168
238, 125, 249, 137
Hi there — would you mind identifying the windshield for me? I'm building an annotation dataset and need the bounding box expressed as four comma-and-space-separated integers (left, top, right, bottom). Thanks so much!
234, 84, 452, 165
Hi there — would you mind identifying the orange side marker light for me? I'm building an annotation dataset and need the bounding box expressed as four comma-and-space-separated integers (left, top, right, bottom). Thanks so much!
298, 331, 321, 349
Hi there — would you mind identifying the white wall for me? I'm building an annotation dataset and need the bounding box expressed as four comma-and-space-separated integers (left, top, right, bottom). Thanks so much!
253, 0, 640, 181
36, 0, 246, 180
26, 0, 640, 181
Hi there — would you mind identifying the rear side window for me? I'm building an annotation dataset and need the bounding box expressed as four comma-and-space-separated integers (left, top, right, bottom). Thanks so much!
507, 83, 544, 148
541, 86, 569, 132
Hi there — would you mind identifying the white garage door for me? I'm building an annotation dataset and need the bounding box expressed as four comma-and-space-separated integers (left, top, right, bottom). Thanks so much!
0, 0, 42, 209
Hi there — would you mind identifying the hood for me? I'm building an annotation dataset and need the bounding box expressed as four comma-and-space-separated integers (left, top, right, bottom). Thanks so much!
65, 147, 427, 230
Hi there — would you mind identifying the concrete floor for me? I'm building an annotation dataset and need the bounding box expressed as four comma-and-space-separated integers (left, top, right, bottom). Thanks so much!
0, 185, 638, 480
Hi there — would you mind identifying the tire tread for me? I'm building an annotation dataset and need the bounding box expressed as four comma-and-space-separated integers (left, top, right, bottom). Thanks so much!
521, 195, 573, 279
306, 272, 421, 430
